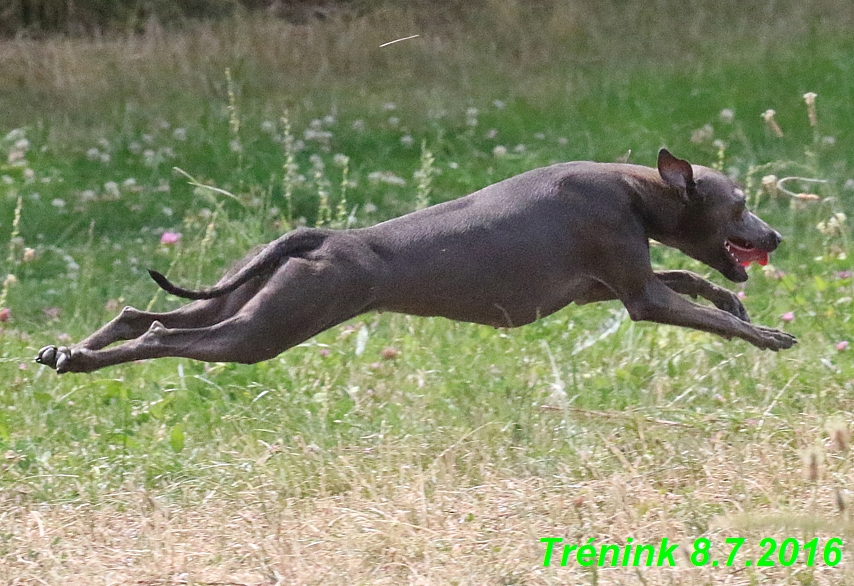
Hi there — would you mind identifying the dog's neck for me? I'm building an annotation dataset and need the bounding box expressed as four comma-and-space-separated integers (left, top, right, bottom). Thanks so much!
620, 166, 688, 245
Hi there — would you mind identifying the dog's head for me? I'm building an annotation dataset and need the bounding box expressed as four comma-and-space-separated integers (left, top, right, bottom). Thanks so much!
657, 149, 782, 283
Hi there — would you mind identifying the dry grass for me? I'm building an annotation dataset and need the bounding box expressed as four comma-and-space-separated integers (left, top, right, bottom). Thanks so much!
3, 0, 854, 132
4, 414, 854, 585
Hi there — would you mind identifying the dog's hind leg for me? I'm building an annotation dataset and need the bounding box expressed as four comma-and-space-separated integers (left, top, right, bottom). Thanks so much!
57, 245, 275, 355
38, 256, 375, 373
72, 277, 267, 352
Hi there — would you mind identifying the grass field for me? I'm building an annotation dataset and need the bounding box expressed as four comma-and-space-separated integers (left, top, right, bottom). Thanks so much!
1, 1, 854, 583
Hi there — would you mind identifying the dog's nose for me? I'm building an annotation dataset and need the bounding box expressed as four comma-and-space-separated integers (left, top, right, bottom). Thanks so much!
769, 230, 783, 249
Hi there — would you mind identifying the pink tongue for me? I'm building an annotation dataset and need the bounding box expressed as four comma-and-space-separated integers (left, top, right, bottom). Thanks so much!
730, 243, 769, 267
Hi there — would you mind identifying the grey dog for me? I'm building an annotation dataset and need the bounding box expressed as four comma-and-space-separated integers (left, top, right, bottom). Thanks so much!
36, 149, 795, 374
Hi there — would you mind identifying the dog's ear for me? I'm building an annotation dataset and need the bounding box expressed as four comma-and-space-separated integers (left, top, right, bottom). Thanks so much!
657, 149, 696, 202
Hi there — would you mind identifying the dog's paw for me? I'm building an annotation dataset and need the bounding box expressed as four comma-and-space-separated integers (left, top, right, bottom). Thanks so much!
754, 326, 798, 351
35, 345, 73, 373
714, 292, 750, 322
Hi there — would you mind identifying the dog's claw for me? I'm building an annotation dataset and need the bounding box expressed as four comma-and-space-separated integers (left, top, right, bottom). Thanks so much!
36, 345, 57, 367
35, 345, 73, 373
55, 347, 70, 372
754, 326, 797, 351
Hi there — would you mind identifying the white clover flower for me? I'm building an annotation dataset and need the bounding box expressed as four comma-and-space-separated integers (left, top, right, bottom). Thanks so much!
142, 134, 154, 144
382, 102, 397, 111
367, 171, 406, 186
23, 168, 34, 180
400, 134, 414, 147
7, 151, 25, 164
557, 137, 568, 145
310, 119, 323, 130
143, 149, 158, 167
817, 213, 846, 236
448, 162, 459, 170
104, 181, 120, 197
364, 202, 378, 213
86, 147, 101, 161
99, 152, 111, 164
492, 145, 508, 157
304, 129, 333, 141
229, 139, 242, 153
4, 129, 25, 142
323, 115, 336, 125
1, 175, 13, 185
51, 198, 66, 208
173, 127, 188, 140
128, 142, 142, 154
534, 132, 546, 140
493, 100, 506, 110
485, 129, 498, 139
162, 206, 173, 216
822, 136, 836, 147
690, 124, 714, 144
98, 138, 110, 149
14, 138, 30, 152
719, 108, 735, 123
79, 190, 97, 202
352, 119, 366, 131
333, 154, 350, 167
387, 116, 400, 127
123, 177, 137, 187
513, 144, 526, 153
465, 108, 478, 127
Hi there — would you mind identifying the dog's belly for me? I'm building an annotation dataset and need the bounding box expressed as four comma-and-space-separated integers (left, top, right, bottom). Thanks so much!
378, 275, 599, 328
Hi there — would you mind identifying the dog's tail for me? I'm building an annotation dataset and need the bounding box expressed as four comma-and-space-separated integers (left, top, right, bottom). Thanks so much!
148, 228, 327, 300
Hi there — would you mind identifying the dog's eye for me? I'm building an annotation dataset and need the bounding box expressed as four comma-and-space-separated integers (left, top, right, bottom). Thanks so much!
733, 199, 746, 219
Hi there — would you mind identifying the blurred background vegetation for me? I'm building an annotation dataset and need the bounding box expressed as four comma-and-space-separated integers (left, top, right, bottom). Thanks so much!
1, 0, 377, 35
2, 1, 854, 581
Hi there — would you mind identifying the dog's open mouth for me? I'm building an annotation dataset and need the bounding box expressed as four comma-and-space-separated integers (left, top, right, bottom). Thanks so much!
725, 238, 769, 267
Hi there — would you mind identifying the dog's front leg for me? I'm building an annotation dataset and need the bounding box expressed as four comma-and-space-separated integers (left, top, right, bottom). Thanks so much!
575, 272, 748, 322
655, 270, 749, 322
621, 278, 796, 350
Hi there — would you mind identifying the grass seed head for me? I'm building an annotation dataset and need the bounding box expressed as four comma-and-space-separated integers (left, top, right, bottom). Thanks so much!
825, 417, 850, 452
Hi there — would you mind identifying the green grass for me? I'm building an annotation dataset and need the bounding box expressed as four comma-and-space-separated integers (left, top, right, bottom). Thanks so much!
1, 1, 854, 583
